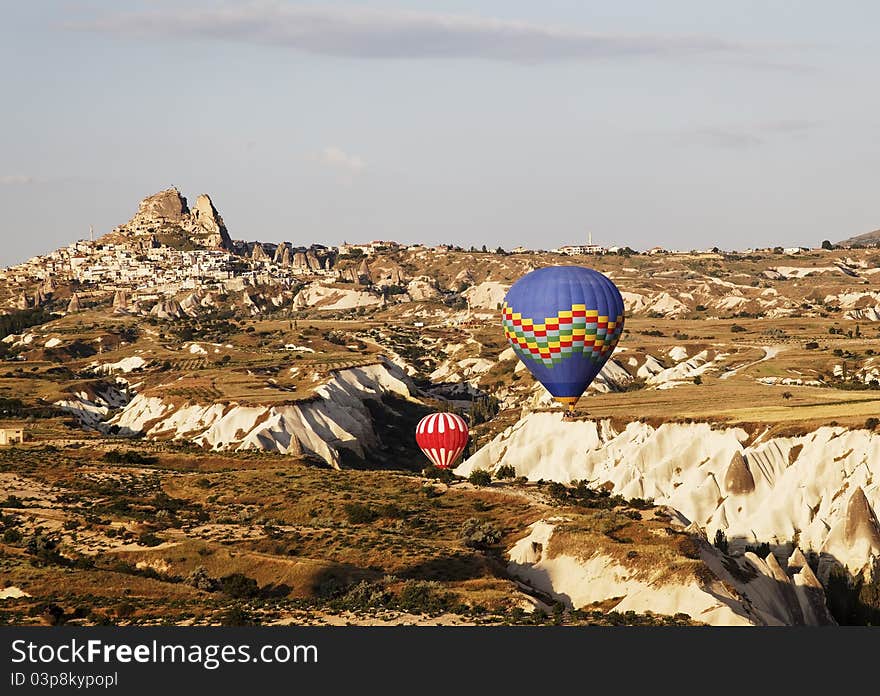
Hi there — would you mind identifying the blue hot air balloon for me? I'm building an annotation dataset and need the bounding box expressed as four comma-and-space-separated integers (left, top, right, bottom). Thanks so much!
502, 266, 625, 411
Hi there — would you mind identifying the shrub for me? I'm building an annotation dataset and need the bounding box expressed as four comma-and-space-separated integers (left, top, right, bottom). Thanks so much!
494, 465, 517, 480
219, 573, 260, 599
468, 470, 492, 487
713, 529, 729, 554
866, 417, 880, 431
422, 465, 455, 483
804, 341, 819, 350
26, 531, 64, 565
343, 502, 379, 524
102, 450, 158, 465
218, 604, 258, 626
461, 518, 502, 550
396, 580, 454, 613
3, 528, 22, 543
137, 532, 162, 547
187, 565, 218, 592
2, 495, 24, 508
730, 324, 747, 333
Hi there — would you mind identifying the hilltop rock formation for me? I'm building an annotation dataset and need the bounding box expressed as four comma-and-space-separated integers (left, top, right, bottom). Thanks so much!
108, 188, 233, 251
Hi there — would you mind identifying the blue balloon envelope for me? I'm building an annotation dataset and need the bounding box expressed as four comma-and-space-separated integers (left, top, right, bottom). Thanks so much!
502, 266, 625, 410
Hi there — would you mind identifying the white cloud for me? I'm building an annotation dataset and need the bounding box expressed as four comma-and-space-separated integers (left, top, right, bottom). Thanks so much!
319, 146, 366, 173
71, 4, 749, 63
0, 175, 35, 185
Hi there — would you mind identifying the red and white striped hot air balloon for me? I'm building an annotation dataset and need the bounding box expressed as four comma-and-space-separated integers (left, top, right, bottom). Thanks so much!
415, 412, 470, 469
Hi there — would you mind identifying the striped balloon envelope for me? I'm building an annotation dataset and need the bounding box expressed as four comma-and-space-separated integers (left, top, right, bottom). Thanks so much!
502, 265, 625, 412
415, 412, 470, 469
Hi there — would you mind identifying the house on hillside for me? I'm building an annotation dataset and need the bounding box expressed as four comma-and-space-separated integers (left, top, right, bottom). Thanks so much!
0, 428, 24, 446
553, 244, 607, 255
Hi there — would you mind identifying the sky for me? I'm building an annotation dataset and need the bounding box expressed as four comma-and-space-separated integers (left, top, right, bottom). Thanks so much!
2, 1, 880, 266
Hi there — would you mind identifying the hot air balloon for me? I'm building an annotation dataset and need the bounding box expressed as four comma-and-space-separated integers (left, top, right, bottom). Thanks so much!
501, 265, 625, 412
415, 412, 469, 469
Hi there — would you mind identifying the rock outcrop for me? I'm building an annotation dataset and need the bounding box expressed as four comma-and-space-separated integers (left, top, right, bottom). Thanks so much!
108, 188, 233, 251
104, 360, 416, 468
251, 243, 270, 261
150, 299, 185, 320
508, 518, 835, 626
458, 412, 880, 578
724, 451, 756, 495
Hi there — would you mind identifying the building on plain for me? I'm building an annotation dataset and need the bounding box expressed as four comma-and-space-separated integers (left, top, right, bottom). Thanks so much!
0, 428, 24, 446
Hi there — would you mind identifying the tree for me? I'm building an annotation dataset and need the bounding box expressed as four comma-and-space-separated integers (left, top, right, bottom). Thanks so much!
713, 529, 729, 554
821, 239, 834, 250
468, 470, 492, 486
219, 573, 260, 599
187, 565, 218, 592
461, 518, 502, 550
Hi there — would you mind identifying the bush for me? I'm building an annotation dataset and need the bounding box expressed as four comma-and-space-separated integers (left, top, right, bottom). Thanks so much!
396, 580, 454, 613
187, 565, 218, 592
2, 495, 24, 508
218, 604, 258, 626
137, 532, 162, 547
730, 324, 747, 333
422, 465, 456, 483
3, 528, 22, 543
26, 531, 64, 565
494, 465, 517, 480
102, 450, 158, 465
804, 341, 819, 350
461, 518, 502, 550
343, 502, 379, 524
468, 470, 492, 487
219, 573, 260, 599
866, 418, 880, 431
713, 529, 729, 554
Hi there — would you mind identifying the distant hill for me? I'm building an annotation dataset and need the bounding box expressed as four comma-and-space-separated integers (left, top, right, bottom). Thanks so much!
836, 229, 880, 248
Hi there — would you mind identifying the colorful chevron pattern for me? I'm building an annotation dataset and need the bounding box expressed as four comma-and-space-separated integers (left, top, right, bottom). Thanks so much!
502, 301, 625, 367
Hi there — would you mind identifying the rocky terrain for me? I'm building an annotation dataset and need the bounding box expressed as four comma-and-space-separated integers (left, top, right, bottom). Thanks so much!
4, 188, 880, 626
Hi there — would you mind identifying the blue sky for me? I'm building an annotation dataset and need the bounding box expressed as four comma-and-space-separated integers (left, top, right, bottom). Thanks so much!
2, 1, 880, 265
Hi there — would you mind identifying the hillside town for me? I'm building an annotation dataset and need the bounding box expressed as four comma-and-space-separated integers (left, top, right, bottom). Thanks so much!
0, 187, 847, 318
